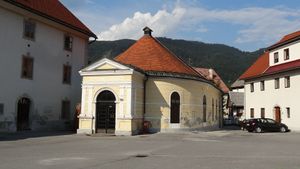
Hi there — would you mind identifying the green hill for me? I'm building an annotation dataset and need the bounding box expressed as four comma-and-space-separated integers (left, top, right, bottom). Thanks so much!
88, 37, 264, 86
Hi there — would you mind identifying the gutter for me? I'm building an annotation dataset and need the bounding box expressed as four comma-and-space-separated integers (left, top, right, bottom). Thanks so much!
88, 37, 97, 45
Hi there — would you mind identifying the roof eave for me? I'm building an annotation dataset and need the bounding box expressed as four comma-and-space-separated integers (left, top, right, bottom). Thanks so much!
242, 66, 300, 81
267, 36, 300, 51
4, 0, 97, 39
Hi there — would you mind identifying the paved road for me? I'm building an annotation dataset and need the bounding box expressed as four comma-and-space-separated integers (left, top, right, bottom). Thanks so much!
0, 130, 300, 169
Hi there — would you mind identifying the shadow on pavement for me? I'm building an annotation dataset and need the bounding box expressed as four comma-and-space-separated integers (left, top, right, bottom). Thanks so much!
0, 131, 75, 141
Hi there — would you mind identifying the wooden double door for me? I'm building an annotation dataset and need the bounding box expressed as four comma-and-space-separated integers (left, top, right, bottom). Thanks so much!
96, 91, 116, 133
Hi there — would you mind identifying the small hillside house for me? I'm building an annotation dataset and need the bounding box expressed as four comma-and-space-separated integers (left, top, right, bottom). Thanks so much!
78, 27, 225, 135
0, 0, 96, 132
240, 30, 300, 131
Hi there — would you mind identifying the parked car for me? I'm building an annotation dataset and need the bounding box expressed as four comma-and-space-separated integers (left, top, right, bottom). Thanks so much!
239, 119, 249, 130
245, 118, 288, 133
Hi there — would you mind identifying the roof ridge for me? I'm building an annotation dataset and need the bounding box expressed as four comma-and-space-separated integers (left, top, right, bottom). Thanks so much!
152, 36, 204, 78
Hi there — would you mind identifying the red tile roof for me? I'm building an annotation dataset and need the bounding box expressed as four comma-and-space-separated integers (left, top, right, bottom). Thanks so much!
5, 0, 96, 38
240, 51, 300, 80
239, 52, 269, 80
264, 59, 300, 75
194, 67, 229, 93
115, 34, 199, 76
268, 30, 300, 50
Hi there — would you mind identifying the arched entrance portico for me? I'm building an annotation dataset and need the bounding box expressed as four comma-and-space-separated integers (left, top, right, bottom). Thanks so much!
17, 97, 31, 131
96, 90, 116, 133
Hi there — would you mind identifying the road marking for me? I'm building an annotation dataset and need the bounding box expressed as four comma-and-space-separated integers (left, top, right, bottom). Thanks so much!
38, 157, 89, 165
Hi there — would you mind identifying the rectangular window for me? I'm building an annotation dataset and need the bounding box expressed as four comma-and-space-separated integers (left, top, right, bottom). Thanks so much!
64, 35, 73, 51
284, 48, 290, 60
260, 81, 265, 91
21, 55, 34, 79
287, 107, 290, 118
23, 19, 36, 40
61, 100, 70, 120
284, 76, 290, 88
63, 64, 72, 84
0, 103, 3, 115
261, 108, 265, 118
274, 52, 279, 63
250, 108, 254, 118
250, 83, 254, 92
275, 78, 280, 89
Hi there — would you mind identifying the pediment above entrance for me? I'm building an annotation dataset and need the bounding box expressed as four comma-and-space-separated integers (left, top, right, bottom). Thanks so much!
79, 58, 138, 76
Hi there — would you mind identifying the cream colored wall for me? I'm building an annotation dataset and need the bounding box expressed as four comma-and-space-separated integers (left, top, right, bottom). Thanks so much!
269, 40, 300, 66
78, 71, 145, 135
244, 70, 300, 131
145, 77, 222, 132
78, 61, 223, 135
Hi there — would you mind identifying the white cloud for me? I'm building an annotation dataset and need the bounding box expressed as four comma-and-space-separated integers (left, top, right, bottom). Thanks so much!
98, 7, 186, 40
185, 7, 300, 44
98, 5, 300, 46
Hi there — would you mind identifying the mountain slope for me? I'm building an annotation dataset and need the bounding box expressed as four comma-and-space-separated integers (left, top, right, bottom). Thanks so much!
88, 37, 264, 86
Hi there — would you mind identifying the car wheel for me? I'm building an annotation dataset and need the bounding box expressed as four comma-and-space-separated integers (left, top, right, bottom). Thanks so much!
280, 126, 286, 133
255, 127, 262, 133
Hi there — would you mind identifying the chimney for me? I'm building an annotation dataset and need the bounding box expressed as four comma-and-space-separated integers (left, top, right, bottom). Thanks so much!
208, 69, 214, 80
143, 26, 153, 36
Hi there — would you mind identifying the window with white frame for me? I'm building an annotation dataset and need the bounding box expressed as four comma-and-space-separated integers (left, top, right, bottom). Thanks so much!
23, 19, 36, 40
284, 76, 290, 88
287, 107, 290, 118
64, 35, 73, 51
284, 48, 290, 60
275, 78, 280, 89
250, 108, 254, 118
274, 52, 279, 63
250, 83, 254, 92
260, 81, 265, 91
261, 108, 265, 118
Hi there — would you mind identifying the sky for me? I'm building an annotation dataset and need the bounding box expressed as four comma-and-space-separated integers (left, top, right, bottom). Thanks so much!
61, 0, 300, 51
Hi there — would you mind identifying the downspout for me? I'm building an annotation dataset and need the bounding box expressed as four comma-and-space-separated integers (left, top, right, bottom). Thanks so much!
142, 75, 148, 133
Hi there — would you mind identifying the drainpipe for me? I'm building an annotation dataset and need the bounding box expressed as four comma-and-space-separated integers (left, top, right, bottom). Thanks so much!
142, 75, 148, 133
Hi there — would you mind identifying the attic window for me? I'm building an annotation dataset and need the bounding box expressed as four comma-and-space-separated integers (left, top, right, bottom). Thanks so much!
274, 52, 279, 63
64, 35, 73, 51
23, 19, 36, 40
284, 48, 289, 60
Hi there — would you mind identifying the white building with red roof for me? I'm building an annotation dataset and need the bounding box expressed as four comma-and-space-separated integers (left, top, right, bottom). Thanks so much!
78, 27, 226, 135
0, 0, 96, 132
240, 30, 300, 131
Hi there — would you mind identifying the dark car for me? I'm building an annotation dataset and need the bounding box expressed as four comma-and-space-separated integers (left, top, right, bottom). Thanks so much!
245, 118, 288, 133
240, 119, 250, 130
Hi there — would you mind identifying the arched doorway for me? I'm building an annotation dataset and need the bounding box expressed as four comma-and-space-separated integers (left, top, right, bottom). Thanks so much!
274, 107, 281, 123
96, 90, 116, 133
170, 92, 180, 123
17, 97, 31, 131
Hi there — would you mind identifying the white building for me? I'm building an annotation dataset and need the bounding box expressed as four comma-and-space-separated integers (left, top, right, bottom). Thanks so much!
240, 30, 300, 131
0, 0, 96, 132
